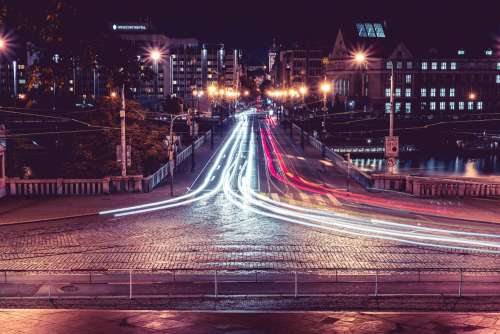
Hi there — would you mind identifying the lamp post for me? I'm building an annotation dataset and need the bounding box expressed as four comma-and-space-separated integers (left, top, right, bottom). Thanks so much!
320, 80, 332, 134
385, 60, 398, 174
150, 49, 162, 99
354, 52, 368, 112
119, 84, 127, 177
0, 37, 7, 100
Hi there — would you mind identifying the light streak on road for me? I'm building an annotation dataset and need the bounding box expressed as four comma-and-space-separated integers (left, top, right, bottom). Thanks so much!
100, 114, 248, 217
102, 110, 500, 253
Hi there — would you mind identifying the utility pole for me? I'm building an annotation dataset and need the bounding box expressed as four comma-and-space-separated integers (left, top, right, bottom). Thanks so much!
120, 84, 127, 177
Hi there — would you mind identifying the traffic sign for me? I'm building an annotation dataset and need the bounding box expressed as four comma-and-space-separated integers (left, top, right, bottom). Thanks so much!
384, 136, 399, 158
386, 157, 397, 168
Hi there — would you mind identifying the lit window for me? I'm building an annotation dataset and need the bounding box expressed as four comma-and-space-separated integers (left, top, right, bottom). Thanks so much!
441, 62, 447, 70
497, 62, 500, 70
459, 101, 465, 110
451, 62, 457, 70
395, 88, 401, 97
395, 102, 401, 113
405, 74, 412, 84
405, 102, 411, 113
497, 74, 500, 84
449, 102, 455, 110
430, 102, 436, 110
420, 88, 427, 97
485, 49, 493, 56
430, 88, 436, 97
405, 88, 411, 97
458, 49, 465, 56
450, 88, 455, 97
385, 88, 391, 97
407, 61, 413, 69
440, 88, 446, 97
477, 101, 483, 110
468, 101, 474, 110
386, 61, 393, 69
421, 62, 428, 70
397, 62, 403, 69
385, 103, 391, 113
439, 101, 446, 110
431, 62, 438, 70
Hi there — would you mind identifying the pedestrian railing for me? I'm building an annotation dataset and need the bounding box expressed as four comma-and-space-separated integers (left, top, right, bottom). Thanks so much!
292, 123, 373, 189
142, 130, 212, 192
1, 267, 499, 299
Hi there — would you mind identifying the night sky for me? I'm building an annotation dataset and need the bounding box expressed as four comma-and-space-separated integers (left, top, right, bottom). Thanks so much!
12, 0, 500, 63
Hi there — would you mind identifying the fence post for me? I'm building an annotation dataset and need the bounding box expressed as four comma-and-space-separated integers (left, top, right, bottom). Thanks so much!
214, 270, 218, 297
294, 271, 298, 298
374, 270, 378, 296
458, 270, 463, 297
129, 270, 133, 299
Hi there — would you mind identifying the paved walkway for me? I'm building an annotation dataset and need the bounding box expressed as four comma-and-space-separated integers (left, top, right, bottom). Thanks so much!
0, 131, 225, 225
1, 309, 500, 334
278, 123, 500, 224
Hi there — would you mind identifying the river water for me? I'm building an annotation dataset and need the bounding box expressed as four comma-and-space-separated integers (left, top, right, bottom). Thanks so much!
351, 153, 500, 177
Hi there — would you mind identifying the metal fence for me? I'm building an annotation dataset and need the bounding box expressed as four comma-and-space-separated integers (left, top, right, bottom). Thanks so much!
1, 268, 499, 299
292, 123, 373, 189
142, 130, 212, 192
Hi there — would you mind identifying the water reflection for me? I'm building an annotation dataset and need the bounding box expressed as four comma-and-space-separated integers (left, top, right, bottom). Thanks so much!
351, 153, 500, 176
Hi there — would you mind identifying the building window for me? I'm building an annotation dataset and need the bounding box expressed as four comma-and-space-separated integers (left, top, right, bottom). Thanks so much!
385, 88, 391, 97
430, 88, 436, 97
449, 101, 455, 110
430, 101, 436, 110
386, 61, 393, 69
405, 88, 411, 97
396, 61, 403, 69
451, 62, 457, 70
441, 62, 447, 70
421, 62, 428, 70
407, 61, 413, 69
431, 62, 438, 70
497, 62, 500, 70
450, 88, 455, 97
405, 74, 412, 84
385, 103, 391, 113
468, 101, 474, 110
395, 102, 401, 113
439, 101, 446, 110
458, 49, 465, 56
440, 88, 446, 97
497, 74, 500, 84
420, 88, 427, 97
459, 101, 465, 110
405, 102, 411, 113
477, 101, 483, 110
395, 88, 401, 97
485, 49, 493, 56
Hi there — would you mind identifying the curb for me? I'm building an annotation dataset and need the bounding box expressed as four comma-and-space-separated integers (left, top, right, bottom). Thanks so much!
0, 212, 99, 227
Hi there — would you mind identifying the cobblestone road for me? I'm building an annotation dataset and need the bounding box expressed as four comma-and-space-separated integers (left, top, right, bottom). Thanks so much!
1, 192, 499, 271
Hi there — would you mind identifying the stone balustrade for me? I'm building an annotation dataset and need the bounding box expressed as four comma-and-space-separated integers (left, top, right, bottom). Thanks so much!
372, 174, 500, 198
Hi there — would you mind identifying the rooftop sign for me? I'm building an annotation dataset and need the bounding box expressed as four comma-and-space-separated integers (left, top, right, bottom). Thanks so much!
110, 23, 149, 32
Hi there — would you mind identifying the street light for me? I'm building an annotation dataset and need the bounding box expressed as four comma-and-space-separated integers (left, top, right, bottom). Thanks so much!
149, 48, 162, 98
353, 51, 369, 112
320, 80, 332, 134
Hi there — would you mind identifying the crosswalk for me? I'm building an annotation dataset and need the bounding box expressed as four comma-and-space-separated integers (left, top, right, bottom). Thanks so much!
265, 192, 341, 209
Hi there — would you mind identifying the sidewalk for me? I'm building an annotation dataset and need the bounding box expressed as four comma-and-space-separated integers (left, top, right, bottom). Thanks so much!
0, 131, 226, 225
276, 123, 500, 224
1, 309, 500, 334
